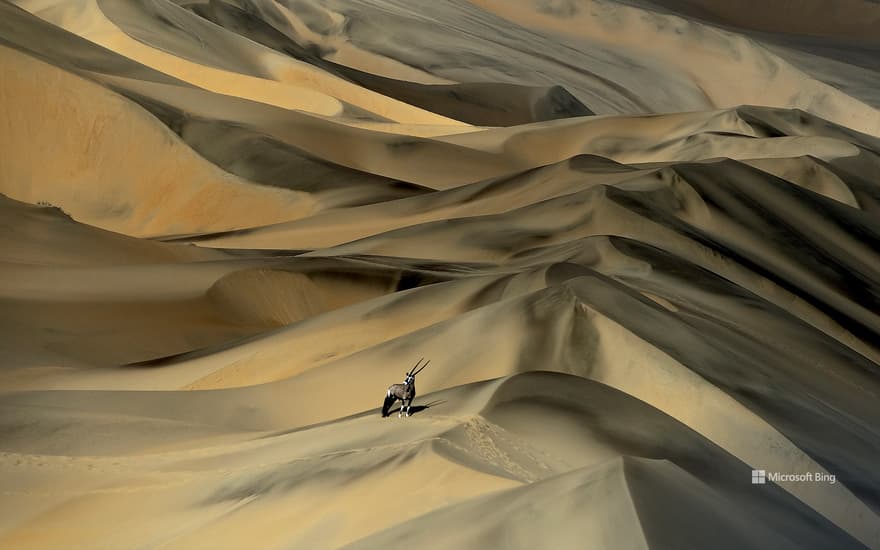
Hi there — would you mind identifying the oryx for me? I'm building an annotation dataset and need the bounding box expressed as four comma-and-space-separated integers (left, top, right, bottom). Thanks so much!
382, 358, 429, 418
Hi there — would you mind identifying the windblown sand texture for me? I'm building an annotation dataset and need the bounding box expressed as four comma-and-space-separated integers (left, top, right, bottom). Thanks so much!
2, 0, 880, 548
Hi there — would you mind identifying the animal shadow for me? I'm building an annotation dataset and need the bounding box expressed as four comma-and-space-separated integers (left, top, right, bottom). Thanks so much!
390, 399, 446, 417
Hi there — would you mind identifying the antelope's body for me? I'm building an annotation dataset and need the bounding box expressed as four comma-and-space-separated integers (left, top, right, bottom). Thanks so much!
382, 359, 428, 418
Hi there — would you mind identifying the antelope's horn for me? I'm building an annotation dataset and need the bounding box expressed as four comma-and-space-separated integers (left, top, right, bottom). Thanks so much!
408, 357, 425, 376
413, 360, 430, 375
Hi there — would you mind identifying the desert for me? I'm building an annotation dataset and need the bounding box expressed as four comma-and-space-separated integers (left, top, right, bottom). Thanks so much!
1, 0, 879, 548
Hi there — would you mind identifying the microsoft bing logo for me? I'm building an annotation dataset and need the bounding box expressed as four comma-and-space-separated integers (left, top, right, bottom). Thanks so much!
751, 469, 766, 484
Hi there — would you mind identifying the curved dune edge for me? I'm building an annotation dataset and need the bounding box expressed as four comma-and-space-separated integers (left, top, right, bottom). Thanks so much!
466, 0, 880, 136
13, 0, 471, 126
0, 45, 318, 237
17, 0, 343, 115
622, 0, 880, 45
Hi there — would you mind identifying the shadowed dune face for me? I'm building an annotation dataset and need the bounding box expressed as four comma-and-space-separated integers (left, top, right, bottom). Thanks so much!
627, 0, 880, 46
2, 0, 880, 548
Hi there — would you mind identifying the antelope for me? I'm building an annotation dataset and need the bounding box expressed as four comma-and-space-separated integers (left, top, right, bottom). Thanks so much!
382, 358, 429, 418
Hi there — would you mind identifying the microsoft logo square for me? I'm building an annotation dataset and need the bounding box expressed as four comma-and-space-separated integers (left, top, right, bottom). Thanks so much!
752, 469, 766, 484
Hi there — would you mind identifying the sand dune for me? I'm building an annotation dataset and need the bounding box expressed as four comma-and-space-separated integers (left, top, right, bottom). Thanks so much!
626, 0, 880, 45
2, 0, 880, 548
0, 42, 316, 237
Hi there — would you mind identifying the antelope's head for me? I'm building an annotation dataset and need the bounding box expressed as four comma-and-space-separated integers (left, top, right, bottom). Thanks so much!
405, 358, 430, 384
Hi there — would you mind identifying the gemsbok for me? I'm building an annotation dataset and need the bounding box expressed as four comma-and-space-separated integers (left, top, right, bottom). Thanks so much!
382, 358, 429, 418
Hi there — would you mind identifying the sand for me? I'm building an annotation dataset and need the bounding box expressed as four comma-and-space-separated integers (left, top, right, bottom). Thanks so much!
2, 0, 879, 548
